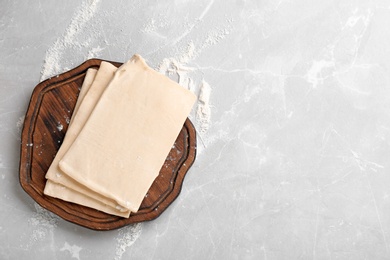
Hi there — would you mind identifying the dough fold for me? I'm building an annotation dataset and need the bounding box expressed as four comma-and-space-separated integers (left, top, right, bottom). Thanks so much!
44, 54, 196, 217
44, 64, 131, 217
59, 55, 196, 213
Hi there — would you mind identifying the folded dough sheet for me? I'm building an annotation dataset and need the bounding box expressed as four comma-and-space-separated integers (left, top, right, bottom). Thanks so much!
44, 63, 131, 217
44, 55, 196, 217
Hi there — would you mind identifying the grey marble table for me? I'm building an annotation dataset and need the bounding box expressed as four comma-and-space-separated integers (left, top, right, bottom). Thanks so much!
1, 0, 390, 259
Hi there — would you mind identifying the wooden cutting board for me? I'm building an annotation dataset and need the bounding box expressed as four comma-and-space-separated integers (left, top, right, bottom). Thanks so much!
19, 59, 196, 230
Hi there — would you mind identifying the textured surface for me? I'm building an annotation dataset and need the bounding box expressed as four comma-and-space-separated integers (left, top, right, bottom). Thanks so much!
2, 0, 390, 259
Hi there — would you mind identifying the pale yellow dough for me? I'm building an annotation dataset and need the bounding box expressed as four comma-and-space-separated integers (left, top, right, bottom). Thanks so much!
59, 54, 197, 213
73, 68, 97, 117
43, 63, 131, 217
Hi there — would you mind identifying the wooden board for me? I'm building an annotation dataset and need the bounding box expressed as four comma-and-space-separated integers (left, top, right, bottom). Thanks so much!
19, 59, 197, 230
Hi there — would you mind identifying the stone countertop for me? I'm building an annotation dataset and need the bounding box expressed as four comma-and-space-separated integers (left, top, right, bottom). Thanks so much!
1, 1, 390, 259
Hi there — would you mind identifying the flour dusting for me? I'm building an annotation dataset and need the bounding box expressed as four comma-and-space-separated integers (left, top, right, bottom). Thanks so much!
57, 123, 64, 132
29, 203, 58, 228
114, 223, 142, 260
197, 80, 212, 134
179, 41, 196, 64
142, 18, 157, 33
61, 242, 82, 260
156, 41, 214, 147
87, 46, 104, 59
40, 0, 101, 81
141, 15, 169, 34
16, 115, 25, 134
203, 26, 231, 47
25, 203, 59, 250
157, 42, 196, 89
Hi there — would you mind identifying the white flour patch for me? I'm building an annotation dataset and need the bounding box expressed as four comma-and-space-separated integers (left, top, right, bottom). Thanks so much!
57, 123, 64, 132
61, 242, 82, 260
40, 0, 101, 81
87, 46, 104, 59
150, 15, 234, 146
179, 41, 196, 64
192, 19, 233, 56
196, 80, 212, 134
157, 42, 196, 88
114, 223, 142, 260
141, 18, 158, 33
157, 42, 214, 151
202, 26, 231, 47
26, 203, 59, 250
16, 115, 25, 134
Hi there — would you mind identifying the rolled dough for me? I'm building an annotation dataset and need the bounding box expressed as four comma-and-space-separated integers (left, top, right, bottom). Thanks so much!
59, 54, 196, 213
44, 64, 131, 217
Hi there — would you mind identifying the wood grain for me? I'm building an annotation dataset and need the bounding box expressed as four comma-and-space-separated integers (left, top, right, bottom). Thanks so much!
19, 59, 197, 230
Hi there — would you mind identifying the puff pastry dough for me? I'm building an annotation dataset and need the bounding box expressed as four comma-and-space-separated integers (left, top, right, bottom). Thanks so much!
59, 55, 196, 213
44, 64, 130, 217
44, 55, 196, 218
